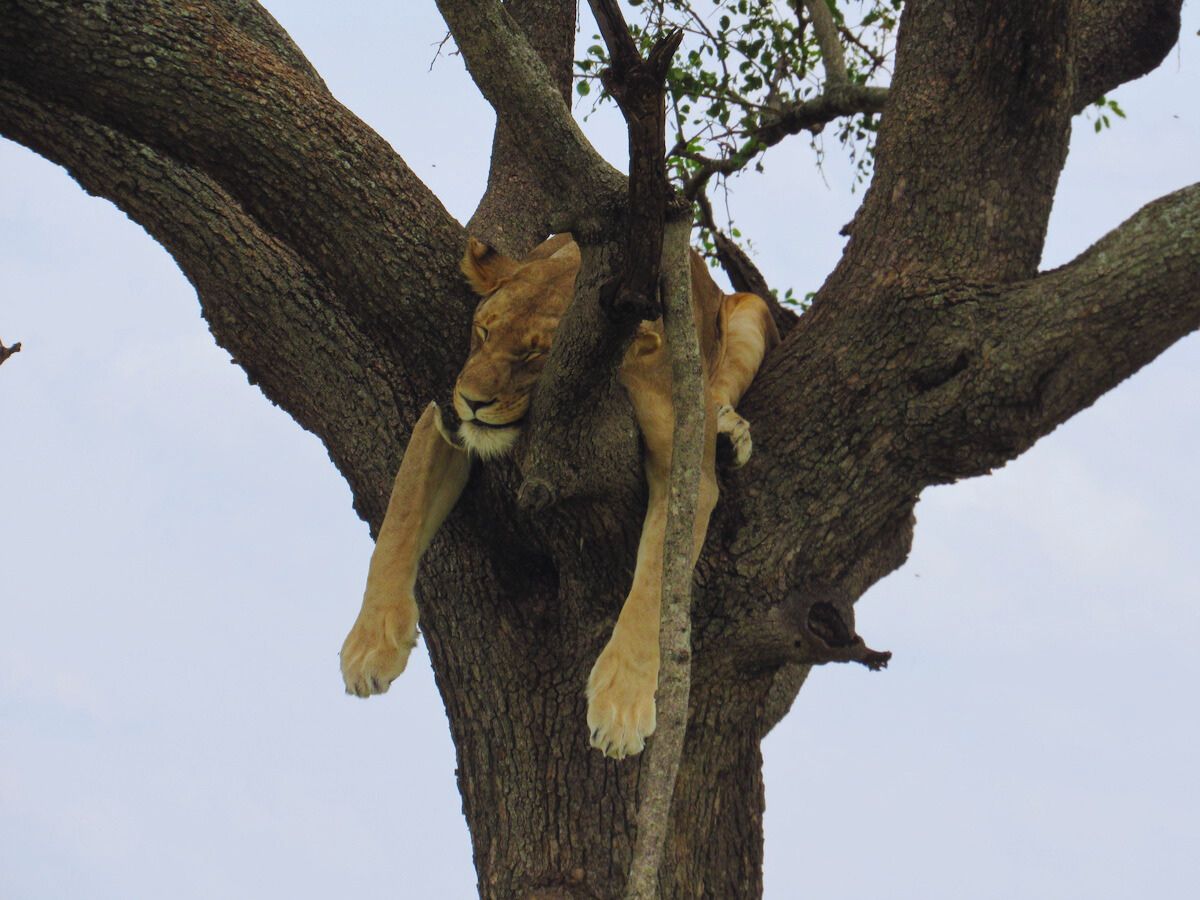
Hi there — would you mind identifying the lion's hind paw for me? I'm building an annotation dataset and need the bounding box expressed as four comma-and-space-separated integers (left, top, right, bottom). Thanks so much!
716, 404, 753, 468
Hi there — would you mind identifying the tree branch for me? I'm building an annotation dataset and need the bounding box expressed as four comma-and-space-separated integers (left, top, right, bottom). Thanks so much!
517, 6, 686, 511
679, 84, 888, 201
693, 190, 798, 337
702, 181, 1200, 686
0, 77, 420, 526
909, 182, 1200, 483
753, 83, 889, 147
205, 0, 327, 87
436, 0, 626, 230
820, 0, 1077, 290
589, 0, 683, 320
1073, 0, 1182, 112
467, 0, 583, 254
626, 216, 702, 900
1, 0, 470, 351
575, 8, 703, 895
800, 0, 848, 87
0, 338, 21, 367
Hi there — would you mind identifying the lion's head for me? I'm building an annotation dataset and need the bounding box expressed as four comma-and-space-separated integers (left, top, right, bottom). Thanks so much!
449, 234, 580, 459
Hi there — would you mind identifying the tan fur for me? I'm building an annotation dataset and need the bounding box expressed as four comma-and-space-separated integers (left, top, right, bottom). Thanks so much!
340, 236, 779, 758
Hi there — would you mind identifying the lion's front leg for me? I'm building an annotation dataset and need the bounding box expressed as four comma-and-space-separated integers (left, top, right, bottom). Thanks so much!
341, 402, 470, 697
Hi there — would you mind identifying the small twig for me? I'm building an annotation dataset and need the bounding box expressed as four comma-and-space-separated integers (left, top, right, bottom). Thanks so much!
678, 80, 887, 202
838, 22, 889, 73
0, 338, 22, 367
428, 31, 455, 72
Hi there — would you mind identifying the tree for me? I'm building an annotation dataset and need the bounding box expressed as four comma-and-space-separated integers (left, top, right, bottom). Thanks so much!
2, 1, 1197, 897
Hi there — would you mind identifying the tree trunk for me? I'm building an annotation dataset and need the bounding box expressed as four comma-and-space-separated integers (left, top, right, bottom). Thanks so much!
1, 2, 1196, 898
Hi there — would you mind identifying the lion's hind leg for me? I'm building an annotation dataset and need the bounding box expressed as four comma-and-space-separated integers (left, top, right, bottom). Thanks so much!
587, 354, 720, 758
711, 292, 779, 469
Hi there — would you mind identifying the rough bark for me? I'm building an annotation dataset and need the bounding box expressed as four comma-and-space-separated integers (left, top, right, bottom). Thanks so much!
436, 0, 625, 234
1074, 0, 1183, 111
466, 0, 581, 255
2, 1, 1197, 898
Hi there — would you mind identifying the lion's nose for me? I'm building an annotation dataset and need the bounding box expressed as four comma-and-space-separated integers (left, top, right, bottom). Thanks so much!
462, 394, 496, 413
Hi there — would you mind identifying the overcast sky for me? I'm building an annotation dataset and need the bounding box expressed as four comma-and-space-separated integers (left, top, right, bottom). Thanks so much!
2, 3, 1198, 899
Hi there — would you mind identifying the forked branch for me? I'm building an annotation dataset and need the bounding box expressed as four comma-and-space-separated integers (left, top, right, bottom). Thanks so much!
910, 181, 1200, 484
436, 0, 625, 227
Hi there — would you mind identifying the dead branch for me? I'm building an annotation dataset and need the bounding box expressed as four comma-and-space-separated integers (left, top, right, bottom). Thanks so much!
584, 3, 702, 896
627, 215, 702, 900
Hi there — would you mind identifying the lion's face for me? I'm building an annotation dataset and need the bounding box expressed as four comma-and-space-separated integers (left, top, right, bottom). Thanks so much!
452, 236, 580, 459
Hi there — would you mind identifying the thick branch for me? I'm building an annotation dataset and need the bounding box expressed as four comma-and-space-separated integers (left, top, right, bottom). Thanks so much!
825, 0, 1185, 291
702, 182, 1200, 684
517, 240, 645, 512
436, 0, 625, 229
518, 8, 687, 510
823, 0, 1076, 290
910, 182, 1200, 483
0, 78, 418, 525
467, 0, 583, 254
1073, 0, 1182, 112
206, 0, 327, 86
0, 0, 469, 359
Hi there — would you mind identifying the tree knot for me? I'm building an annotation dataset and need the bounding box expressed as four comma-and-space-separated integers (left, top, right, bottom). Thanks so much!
786, 588, 892, 671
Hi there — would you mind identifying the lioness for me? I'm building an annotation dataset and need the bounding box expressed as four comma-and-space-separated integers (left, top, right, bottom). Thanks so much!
340, 234, 778, 758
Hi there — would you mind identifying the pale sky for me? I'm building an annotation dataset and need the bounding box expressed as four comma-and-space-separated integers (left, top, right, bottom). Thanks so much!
2, 3, 1198, 898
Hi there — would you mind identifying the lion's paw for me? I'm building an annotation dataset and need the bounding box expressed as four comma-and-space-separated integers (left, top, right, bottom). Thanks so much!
586, 642, 657, 760
716, 404, 753, 468
340, 602, 417, 698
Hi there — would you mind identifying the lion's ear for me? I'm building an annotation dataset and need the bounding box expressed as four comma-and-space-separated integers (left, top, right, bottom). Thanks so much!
631, 325, 662, 358
461, 237, 516, 295
545, 238, 580, 270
